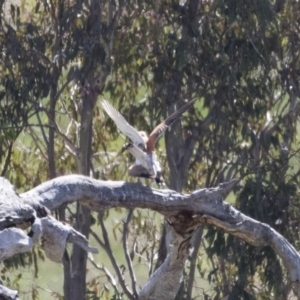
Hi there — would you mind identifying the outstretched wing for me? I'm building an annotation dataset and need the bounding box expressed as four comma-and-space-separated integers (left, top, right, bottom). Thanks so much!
101, 100, 146, 149
147, 99, 195, 151
122, 143, 156, 176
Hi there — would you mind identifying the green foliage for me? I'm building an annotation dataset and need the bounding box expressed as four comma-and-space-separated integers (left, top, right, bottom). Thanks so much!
0, 0, 53, 170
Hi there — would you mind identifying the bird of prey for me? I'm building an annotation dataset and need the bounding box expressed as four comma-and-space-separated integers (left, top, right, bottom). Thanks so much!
101, 99, 195, 184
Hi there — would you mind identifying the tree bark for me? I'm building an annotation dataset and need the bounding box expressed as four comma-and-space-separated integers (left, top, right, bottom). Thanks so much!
2, 175, 300, 298
15, 175, 300, 299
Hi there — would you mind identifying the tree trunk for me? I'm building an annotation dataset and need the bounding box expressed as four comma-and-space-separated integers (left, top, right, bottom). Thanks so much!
66, 78, 95, 299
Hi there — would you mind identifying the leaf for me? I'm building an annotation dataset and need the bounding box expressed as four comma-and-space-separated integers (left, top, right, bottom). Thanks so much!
10, 4, 15, 21
281, 36, 288, 47
35, 1, 40, 13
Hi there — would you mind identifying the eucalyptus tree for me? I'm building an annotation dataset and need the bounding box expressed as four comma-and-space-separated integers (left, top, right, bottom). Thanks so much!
1, 0, 124, 299
105, 1, 300, 298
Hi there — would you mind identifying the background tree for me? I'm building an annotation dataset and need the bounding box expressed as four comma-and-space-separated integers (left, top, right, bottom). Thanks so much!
1, 0, 300, 299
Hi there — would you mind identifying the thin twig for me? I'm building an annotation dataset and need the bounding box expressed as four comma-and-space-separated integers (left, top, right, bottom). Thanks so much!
249, 38, 266, 64
218, 254, 229, 295
88, 254, 122, 298
44, 110, 78, 154
98, 213, 136, 300
123, 209, 138, 298
0, 124, 54, 130
90, 228, 106, 249
1, 140, 14, 177
27, 127, 48, 162
55, 79, 73, 103
36, 110, 50, 147
187, 227, 203, 300
149, 220, 158, 276
201, 239, 221, 285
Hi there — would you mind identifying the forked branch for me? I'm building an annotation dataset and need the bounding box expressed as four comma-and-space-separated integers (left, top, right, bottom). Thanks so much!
1, 175, 300, 298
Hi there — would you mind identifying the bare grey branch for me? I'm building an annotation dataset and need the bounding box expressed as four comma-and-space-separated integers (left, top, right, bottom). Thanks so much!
1, 175, 300, 297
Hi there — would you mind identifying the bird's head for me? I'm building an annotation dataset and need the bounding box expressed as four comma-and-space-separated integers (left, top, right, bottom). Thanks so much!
138, 131, 149, 143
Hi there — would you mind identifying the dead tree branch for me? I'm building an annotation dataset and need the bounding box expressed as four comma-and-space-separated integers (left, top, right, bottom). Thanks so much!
1, 175, 300, 298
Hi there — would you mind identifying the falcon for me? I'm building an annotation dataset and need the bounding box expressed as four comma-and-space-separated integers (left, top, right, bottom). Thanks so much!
101, 99, 195, 184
